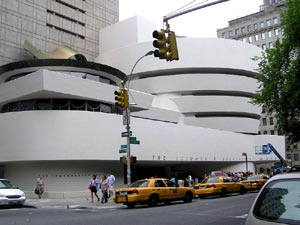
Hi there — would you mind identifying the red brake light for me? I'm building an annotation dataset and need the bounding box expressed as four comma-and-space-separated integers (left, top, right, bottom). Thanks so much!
133, 189, 139, 194
211, 184, 216, 188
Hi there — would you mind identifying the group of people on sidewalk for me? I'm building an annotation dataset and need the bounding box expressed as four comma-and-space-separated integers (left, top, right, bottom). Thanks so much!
89, 172, 115, 204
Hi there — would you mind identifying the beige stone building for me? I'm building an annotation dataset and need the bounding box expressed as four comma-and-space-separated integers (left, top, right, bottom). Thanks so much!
217, 0, 299, 166
0, 0, 119, 65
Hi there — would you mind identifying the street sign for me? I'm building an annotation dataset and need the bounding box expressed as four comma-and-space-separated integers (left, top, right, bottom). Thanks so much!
119, 149, 127, 153
121, 131, 132, 137
130, 137, 140, 144
131, 140, 140, 144
120, 144, 127, 149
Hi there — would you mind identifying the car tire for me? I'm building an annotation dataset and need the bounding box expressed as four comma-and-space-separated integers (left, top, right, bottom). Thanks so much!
239, 186, 245, 195
148, 194, 159, 207
126, 203, 136, 208
220, 188, 227, 197
183, 192, 193, 203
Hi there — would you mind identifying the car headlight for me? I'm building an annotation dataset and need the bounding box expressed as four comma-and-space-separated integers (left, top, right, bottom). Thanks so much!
21, 192, 26, 197
0, 193, 6, 198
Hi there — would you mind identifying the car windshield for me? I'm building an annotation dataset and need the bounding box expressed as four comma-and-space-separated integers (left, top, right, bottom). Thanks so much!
130, 180, 149, 188
248, 175, 269, 180
0, 180, 16, 189
253, 178, 300, 225
202, 177, 219, 183
248, 175, 260, 180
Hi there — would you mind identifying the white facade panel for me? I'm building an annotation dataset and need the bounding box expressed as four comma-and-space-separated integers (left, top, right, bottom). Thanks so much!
184, 117, 260, 134
0, 111, 283, 163
173, 96, 260, 114
130, 74, 259, 95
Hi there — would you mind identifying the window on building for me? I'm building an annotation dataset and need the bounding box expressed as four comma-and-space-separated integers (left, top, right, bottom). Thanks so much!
261, 32, 266, 40
294, 143, 298, 149
235, 29, 239, 36
247, 25, 252, 32
262, 118, 267, 126
243, 37, 247, 42
266, 19, 271, 27
294, 154, 299, 161
270, 117, 274, 125
269, 42, 273, 48
229, 31, 232, 37
269, 0, 273, 4
263, 131, 268, 135
254, 23, 258, 30
249, 36, 253, 43
274, 28, 280, 36
273, 17, 278, 25
262, 44, 267, 50
260, 21, 264, 28
255, 34, 259, 42
268, 30, 272, 38
270, 130, 275, 135
222, 32, 226, 38
241, 27, 246, 34
287, 154, 291, 159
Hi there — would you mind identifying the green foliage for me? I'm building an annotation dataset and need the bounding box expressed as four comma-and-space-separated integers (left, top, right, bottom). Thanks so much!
252, 0, 300, 142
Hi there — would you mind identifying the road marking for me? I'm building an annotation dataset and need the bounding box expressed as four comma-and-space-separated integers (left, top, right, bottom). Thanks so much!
235, 214, 248, 219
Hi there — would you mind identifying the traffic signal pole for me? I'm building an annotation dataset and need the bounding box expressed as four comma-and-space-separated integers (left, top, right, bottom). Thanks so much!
125, 106, 131, 186
163, 0, 229, 23
116, 51, 154, 186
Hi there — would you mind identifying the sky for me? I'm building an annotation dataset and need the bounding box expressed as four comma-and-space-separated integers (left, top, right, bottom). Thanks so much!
119, 0, 264, 38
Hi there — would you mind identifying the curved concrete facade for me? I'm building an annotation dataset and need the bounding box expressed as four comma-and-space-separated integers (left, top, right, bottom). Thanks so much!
97, 37, 262, 134
0, 16, 286, 195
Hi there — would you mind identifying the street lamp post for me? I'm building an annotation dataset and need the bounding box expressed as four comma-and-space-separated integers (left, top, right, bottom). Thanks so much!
124, 50, 153, 186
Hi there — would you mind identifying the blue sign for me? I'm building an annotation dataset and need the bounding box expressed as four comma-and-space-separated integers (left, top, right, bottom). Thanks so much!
255, 145, 271, 155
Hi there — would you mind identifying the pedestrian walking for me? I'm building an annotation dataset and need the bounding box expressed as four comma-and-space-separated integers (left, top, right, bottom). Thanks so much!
89, 175, 100, 203
35, 175, 45, 199
106, 172, 115, 198
100, 175, 108, 203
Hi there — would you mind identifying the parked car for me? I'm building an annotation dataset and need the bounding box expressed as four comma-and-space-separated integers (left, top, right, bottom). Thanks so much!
0, 179, 26, 206
245, 165, 300, 225
241, 174, 270, 191
194, 175, 245, 198
114, 178, 195, 208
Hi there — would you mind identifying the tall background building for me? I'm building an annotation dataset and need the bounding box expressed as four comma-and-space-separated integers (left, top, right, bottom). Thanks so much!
217, 0, 299, 166
0, 0, 119, 65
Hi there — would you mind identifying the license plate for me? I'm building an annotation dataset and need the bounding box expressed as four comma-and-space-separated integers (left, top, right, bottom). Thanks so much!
8, 200, 20, 204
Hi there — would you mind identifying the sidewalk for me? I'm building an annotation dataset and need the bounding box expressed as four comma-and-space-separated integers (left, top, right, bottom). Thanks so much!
24, 197, 117, 209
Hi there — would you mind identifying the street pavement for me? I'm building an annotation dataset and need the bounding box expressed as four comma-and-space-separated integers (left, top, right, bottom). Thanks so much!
24, 196, 118, 210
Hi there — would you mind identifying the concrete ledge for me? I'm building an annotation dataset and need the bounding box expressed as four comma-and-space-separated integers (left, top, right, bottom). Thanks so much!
25, 191, 90, 199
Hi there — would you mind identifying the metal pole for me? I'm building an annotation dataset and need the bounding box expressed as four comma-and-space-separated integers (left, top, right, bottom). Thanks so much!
124, 51, 153, 186
246, 154, 248, 172
125, 107, 131, 186
163, 0, 229, 23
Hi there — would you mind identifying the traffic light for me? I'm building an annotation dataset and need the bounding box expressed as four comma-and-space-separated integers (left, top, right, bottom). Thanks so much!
152, 29, 167, 59
114, 88, 129, 108
166, 31, 179, 61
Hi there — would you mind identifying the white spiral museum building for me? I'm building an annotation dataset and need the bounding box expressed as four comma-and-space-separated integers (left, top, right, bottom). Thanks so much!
0, 16, 285, 196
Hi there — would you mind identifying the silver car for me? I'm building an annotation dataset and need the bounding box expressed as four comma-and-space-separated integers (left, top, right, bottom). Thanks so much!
0, 179, 26, 206
245, 166, 300, 225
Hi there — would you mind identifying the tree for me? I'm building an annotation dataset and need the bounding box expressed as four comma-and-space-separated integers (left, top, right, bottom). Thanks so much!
252, 0, 300, 142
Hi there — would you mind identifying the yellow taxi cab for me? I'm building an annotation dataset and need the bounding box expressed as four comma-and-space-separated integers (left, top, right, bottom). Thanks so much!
113, 178, 195, 208
194, 176, 245, 198
241, 174, 269, 191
